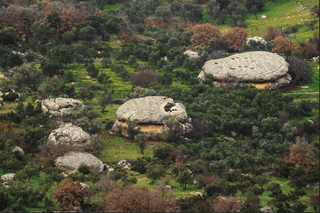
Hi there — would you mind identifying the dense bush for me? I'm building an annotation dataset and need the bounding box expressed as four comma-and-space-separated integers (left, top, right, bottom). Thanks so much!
153, 144, 174, 160
2, 92, 19, 102
78, 164, 91, 175
40, 59, 63, 77
287, 56, 313, 84
0, 45, 23, 69
129, 70, 161, 88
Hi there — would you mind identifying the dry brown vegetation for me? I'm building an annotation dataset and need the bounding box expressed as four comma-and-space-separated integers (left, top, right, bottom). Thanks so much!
53, 178, 84, 212
285, 137, 315, 171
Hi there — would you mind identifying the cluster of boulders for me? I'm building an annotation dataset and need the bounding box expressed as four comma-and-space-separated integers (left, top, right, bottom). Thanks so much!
39, 97, 84, 119
118, 160, 131, 170
198, 51, 291, 90
111, 96, 193, 139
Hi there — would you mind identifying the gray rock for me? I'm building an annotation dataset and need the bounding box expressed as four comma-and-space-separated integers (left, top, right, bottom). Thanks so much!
111, 96, 193, 139
260, 206, 273, 212
199, 51, 291, 89
246, 36, 268, 46
310, 56, 319, 62
118, 160, 131, 170
55, 151, 104, 173
41, 98, 84, 118
75, 182, 89, 190
183, 50, 200, 61
199, 51, 288, 83
1, 173, 15, 182
264, 73, 292, 90
47, 123, 91, 147
12, 146, 24, 155
115, 96, 188, 124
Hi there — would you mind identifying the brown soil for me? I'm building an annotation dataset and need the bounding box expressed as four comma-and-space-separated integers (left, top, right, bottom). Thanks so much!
99, 132, 115, 139
213, 76, 287, 90
0, 110, 16, 114
146, 141, 165, 145
120, 122, 164, 131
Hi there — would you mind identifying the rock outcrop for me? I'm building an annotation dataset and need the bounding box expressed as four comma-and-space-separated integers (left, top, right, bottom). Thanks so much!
246, 36, 267, 46
1, 173, 16, 182
111, 96, 193, 139
183, 50, 200, 61
41, 98, 84, 118
12, 146, 24, 155
47, 123, 91, 147
198, 51, 291, 90
55, 151, 104, 173
260, 206, 273, 212
118, 160, 131, 170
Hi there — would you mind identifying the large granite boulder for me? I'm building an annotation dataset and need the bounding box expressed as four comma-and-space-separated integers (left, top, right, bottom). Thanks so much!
41, 98, 84, 118
47, 123, 91, 147
55, 151, 104, 173
111, 96, 193, 139
198, 51, 291, 90
246, 36, 267, 46
183, 50, 200, 61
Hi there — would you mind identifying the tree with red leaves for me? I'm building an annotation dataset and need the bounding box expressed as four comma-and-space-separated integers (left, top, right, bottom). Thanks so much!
263, 26, 282, 42
105, 185, 178, 212
188, 23, 223, 50
223, 26, 248, 52
271, 36, 298, 57
213, 196, 242, 212
284, 137, 315, 171
53, 178, 84, 212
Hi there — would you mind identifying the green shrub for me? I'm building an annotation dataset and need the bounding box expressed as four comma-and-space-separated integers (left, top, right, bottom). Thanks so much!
287, 56, 313, 84
2, 92, 19, 102
86, 64, 99, 78
25, 51, 35, 62
66, 172, 85, 182
78, 164, 91, 175
153, 144, 174, 160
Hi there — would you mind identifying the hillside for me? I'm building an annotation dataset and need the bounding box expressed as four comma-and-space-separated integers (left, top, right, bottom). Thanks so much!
0, 0, 319, 212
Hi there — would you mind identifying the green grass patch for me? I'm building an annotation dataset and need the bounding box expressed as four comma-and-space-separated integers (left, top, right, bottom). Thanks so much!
99, 136, 154, 163
245, 0, 318, 42
135, 171, 204, 199
299, 62, 319, 92
103, 2, 123, 11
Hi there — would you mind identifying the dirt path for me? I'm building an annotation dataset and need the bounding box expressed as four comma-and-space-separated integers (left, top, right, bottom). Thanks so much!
293, 92, 319, 94
0, 110, 16, 114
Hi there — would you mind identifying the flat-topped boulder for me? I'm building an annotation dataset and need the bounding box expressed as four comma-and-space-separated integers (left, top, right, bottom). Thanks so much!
246, 36, 268, 46
111, 96, 193, 139
41, 98, 84, 118
47, 123, 91, 147
198, 51, 291, 89
55, 151, 104, 173
116, 96, 188, 124
184, 50, 200, 61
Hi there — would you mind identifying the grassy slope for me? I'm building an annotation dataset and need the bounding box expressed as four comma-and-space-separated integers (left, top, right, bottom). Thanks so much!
244, 0, 318, 42
99, 136, 154, 164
